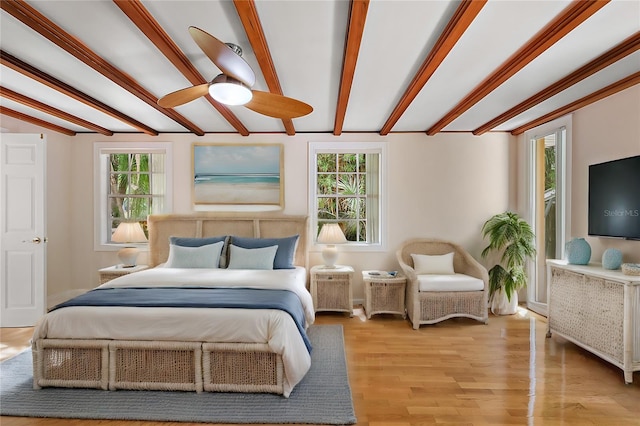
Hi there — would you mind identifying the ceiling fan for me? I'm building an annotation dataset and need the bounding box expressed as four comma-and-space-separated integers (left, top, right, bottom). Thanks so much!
158, 26, 313, 119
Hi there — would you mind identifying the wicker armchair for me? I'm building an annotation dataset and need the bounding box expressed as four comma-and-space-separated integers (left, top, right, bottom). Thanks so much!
396, 238, 489, 328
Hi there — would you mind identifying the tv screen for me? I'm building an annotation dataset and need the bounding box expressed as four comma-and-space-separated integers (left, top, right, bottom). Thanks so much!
588, 155, 640, 240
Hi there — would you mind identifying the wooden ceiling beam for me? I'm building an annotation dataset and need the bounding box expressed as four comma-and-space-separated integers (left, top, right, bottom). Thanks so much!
233, 0, 295, 135
1, 0, 204, 136
474, 32, 640, 135
511, 71, 640, 135
426, 0, 610, 136
0, 106, 76, 136
1, 86, 113, 135
0, 50, 159, 135
334, 0, 370, 136
113, 0, 249, 136
379, 0, 486, 136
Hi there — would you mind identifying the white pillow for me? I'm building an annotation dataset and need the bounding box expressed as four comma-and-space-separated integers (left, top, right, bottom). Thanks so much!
227, 244, 278, 270
164, 241, 224, 268
411, 252, 455, 275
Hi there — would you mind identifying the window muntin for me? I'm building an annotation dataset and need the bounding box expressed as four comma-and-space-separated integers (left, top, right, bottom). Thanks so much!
310, 142, 385, 248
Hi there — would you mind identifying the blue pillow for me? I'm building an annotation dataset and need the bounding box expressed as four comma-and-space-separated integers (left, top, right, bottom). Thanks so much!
169, 236, 227, 246
230, 235, 299, 269
227, 244, 278, 270
169, 236, 229, 267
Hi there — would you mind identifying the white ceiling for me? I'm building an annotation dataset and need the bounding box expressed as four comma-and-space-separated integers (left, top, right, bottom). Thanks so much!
1, 0, 638, 136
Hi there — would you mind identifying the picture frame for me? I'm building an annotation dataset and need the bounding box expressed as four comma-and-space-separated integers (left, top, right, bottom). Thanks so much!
192, 143, 284, 207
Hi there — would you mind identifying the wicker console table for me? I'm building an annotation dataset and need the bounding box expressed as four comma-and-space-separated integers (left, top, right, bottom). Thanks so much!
362, 271, 406, 319
546, 260, 640, 384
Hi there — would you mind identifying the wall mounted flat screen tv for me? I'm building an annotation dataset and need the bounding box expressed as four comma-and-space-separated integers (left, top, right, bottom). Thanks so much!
588, 155, 640, 240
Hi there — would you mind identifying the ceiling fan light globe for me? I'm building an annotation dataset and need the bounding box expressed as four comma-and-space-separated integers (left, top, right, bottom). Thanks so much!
209, 75, 253, 106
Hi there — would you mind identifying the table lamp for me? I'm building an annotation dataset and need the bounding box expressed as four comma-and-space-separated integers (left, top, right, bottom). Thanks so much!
111, 222, 147, 267
317, 223, 347, 268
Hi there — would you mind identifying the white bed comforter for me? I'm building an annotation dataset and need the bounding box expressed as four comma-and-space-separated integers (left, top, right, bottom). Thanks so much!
33, 266, 314, 397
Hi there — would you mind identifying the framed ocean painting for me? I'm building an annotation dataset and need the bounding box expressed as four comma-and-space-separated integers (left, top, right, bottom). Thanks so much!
192, 143, 283, 207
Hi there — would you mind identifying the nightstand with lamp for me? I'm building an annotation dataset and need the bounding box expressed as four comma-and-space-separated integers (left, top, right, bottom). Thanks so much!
310, 223, 354, 316
100, 221, 149, 284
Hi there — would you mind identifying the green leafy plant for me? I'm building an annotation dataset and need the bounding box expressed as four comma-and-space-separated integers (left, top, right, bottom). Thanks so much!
316, 152, 367, 241
481, 212, 536, 301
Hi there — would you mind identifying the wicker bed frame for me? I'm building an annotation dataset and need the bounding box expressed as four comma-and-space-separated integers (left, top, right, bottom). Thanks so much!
32, 213, 309, 394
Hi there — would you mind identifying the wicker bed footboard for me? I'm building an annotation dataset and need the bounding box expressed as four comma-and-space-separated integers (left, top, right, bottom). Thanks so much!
32, 339, 284, 394
110, 341, 203, 392
33, 339, 110, 390
203, 343, 283, 393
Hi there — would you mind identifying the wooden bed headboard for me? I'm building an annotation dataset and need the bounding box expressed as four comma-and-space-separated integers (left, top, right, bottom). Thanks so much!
147, 213, 309, 268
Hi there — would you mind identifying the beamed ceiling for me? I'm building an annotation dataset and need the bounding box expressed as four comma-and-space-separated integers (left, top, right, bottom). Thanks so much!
0, 0, 638, 137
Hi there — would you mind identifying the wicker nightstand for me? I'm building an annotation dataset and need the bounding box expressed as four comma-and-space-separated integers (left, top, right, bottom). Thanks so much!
362, 271, 407, 319
310, 265, 354, 316
99, 264, 149, 284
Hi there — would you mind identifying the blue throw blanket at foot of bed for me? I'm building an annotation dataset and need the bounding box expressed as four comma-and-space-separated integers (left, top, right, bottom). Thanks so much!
51, 286, 312, 352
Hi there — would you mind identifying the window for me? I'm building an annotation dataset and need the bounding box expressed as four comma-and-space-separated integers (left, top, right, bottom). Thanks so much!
309, 142, 386, 249
94, 143, 172, 250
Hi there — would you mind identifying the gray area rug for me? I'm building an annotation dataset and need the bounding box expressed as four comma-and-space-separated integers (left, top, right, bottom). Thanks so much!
0, 324, 356, 424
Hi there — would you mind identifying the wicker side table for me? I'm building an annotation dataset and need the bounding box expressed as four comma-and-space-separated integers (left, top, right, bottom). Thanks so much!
362, 271, 406, 319
310, 265, 354, 316
99, 264, 149, 284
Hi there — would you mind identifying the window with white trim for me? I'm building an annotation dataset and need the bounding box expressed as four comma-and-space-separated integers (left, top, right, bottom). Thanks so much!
309, 142, 386, 248
94, 143, 172, 249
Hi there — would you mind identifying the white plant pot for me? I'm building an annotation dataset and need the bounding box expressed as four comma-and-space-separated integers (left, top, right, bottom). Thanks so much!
490, 287, 518, 315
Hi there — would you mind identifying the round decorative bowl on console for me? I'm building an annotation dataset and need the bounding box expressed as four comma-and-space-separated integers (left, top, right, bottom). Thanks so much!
621, 263, 640, 276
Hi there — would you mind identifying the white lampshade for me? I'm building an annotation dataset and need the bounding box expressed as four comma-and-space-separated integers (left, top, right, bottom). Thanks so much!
317, 223, 347, 268
111, 222, 147, 267
209, 74, 253, 106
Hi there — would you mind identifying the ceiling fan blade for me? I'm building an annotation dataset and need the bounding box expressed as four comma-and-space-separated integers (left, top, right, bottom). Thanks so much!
189, 26, 256, 87
158, 84, 210, 108
245, 91, 313, 119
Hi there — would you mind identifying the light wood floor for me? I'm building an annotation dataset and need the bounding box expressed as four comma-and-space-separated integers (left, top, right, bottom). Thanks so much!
2, 307, 639, 426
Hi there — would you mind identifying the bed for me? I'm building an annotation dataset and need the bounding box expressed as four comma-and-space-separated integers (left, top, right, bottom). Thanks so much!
31, 213, 312, 397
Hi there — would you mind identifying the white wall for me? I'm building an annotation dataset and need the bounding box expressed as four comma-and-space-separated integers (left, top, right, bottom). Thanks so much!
570, 85, 640, 263
55, 131, 513, 303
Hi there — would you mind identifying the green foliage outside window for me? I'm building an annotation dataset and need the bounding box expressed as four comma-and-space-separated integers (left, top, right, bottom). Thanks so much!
316, 153, 368, 242
544, 143, 557, 259
109, 153, 152, 236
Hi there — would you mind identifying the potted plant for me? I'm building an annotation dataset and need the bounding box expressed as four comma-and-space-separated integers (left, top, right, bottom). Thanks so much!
481, 211, 536, 315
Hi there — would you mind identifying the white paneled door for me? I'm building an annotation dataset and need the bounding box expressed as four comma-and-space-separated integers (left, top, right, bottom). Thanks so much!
0, 134, 46, 327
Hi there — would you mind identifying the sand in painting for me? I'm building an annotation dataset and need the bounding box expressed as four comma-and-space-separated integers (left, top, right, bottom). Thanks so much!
195, 181, 280, 204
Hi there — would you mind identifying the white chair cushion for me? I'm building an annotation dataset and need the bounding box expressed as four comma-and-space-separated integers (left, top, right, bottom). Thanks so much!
417, 273, 484, 292
411, 252, 455, 274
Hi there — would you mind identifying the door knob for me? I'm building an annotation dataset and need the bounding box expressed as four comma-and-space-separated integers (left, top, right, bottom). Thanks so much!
21, 237, 47, 243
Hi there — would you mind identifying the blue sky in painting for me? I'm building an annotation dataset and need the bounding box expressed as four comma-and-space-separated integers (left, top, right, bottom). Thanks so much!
194, 145, 280, 174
